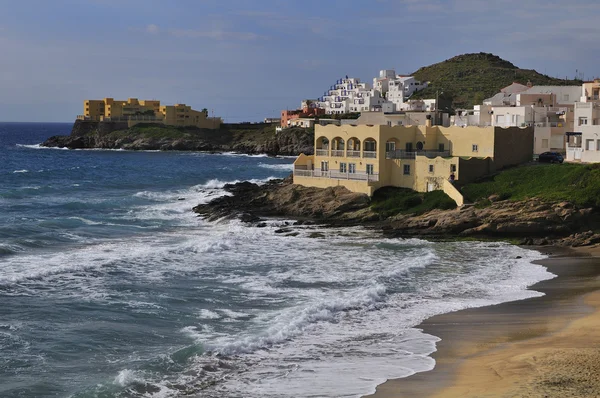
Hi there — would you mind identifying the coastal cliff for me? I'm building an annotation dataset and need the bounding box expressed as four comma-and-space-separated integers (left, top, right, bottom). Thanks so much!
42, 121, 314, 156
193, 176, 600, 247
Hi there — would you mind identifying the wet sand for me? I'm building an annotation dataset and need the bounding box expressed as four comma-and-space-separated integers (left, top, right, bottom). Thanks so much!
366, 246, 600, 398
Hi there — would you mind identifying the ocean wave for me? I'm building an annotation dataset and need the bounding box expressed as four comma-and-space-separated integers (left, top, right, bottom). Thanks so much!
258, 163, 293, 171
12, 169, 29, 173
205, 283, 387, 356
16, 144, 68, 150
221, 152, 269, 158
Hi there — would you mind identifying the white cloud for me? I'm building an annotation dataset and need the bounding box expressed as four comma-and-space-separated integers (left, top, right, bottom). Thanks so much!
145, 24, 159, 34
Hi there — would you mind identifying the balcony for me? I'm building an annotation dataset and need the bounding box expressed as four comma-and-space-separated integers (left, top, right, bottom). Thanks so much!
331, 150, 345, 157
386, 150, 451, 159
316, 149, 329, 156
346, 150, 361, 158
363, 151, 377, 158
294, 168, 379, 182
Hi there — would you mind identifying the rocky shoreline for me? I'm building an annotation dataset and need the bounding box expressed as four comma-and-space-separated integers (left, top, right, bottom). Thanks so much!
192, 177, 600, 247
42, 120, 314, 156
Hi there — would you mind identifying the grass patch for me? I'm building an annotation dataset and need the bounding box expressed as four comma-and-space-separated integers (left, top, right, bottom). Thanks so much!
371, 187, 456, 217
461, 163, 600, 207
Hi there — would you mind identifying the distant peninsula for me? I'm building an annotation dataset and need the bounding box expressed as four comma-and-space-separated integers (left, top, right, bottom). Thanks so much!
42, 120, 314, 156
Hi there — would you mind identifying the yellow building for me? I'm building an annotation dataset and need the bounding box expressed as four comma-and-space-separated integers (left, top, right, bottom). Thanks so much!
80, 98, 221, 129
293, 124, 533, 203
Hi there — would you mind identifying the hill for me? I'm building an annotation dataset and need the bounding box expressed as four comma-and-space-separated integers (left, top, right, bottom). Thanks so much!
409, 53, 582, 110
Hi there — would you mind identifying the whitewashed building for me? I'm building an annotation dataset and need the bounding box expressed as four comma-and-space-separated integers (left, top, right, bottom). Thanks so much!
567, 79, 600, 162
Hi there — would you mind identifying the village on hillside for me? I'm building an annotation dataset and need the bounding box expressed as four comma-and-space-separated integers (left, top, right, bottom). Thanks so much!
280, 68, 600, 206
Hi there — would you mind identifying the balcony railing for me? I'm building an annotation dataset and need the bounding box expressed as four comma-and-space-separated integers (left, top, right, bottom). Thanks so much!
363, 151, 377, 158
294, 168, 379, 182
386, 150, 451, 159
331, 150, 345, 157
316, 149, 329, 156
347, 150, 361, 157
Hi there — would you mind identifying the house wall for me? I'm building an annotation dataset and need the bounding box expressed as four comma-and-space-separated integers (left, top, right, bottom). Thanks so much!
534, 126, 567, 154
457, 157, 492, 183
574, 126, 600, 163
292, 175, 378, 196
493, 126, 534, 168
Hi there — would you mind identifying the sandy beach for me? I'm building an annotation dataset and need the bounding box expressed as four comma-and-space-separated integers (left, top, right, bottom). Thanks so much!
366, 246, 600, 398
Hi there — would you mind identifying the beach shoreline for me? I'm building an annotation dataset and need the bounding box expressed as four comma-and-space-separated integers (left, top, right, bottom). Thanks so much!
365, 244, 600, 398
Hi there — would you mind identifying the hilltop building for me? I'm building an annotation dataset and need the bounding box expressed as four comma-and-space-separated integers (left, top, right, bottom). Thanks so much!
80, 98, 221, 129
293, 123, 533, 204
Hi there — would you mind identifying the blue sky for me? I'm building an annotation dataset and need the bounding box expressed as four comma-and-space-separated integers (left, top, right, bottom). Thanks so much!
1, 0, 599, 122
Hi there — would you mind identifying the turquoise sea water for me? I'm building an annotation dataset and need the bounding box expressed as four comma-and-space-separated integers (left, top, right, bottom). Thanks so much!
0, 123, 554, 397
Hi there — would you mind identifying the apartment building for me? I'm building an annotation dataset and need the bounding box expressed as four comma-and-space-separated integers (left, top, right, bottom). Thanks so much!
80, 98, 221, 129
293, 123, 533, 202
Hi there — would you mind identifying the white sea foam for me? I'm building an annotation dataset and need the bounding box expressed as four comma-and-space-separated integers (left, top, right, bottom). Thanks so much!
16, 143, 68, 150
258, 162, 293, 171
198, 309, 221, 320
221, 152, 269, 158
13, 169, 29, 173
113, 369, 145, 387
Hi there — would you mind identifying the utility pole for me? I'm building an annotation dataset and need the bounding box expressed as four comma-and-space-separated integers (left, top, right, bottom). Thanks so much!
436, 89, 443, 126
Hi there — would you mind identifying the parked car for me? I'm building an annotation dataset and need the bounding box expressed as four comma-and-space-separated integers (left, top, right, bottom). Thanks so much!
538, 152, 564, 163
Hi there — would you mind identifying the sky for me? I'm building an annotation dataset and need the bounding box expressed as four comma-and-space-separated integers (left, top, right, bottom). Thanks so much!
0, 0, 599, 122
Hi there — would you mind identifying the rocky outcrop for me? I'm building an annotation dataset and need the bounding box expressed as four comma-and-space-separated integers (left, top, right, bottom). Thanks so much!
193, 178, 600, 247
193, 176, 374, 224
42, 121, 313, 156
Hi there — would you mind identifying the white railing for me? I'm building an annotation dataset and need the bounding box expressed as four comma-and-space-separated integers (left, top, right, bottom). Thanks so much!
363, 151, 377, 158
316, 149, 329, 156
294, 168, 379, 182
331, 150, 345, 157
347, 150, 361, 157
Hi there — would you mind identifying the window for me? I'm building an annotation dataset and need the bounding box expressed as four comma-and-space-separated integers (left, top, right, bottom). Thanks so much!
366, 164, 374, 175
597, 140, 600, 151
472, 144, 478, 152
405, 142, 413, 152
386, 141, 396, 152
349, 163, 356, 173
542, 139, 549, 148
438, 143, 444, 152
586, 139, 594, 150
321, 161, 329, 171
579, 117, 588, 126
428, 165, 434, 173
403, 164, 410, 175
450, 164, 457, 172
339, 162, 347, 173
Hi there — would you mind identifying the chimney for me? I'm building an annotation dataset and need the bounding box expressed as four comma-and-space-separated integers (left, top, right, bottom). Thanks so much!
425, 114, 432, 127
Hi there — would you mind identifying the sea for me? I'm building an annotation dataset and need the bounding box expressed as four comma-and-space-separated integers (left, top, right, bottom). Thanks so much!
0, 122, 555, 398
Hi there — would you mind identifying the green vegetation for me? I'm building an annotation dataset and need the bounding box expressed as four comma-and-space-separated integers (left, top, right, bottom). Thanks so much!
410, 53, 582, 110
371, 187, 456, 217
461, 163, 600, 208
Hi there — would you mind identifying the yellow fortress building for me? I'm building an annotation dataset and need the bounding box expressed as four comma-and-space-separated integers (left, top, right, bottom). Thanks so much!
80, 98, 221, 129
293, 124, 534, 204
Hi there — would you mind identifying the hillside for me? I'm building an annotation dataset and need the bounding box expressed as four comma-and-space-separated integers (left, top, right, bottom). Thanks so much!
410, 53, 582, 110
